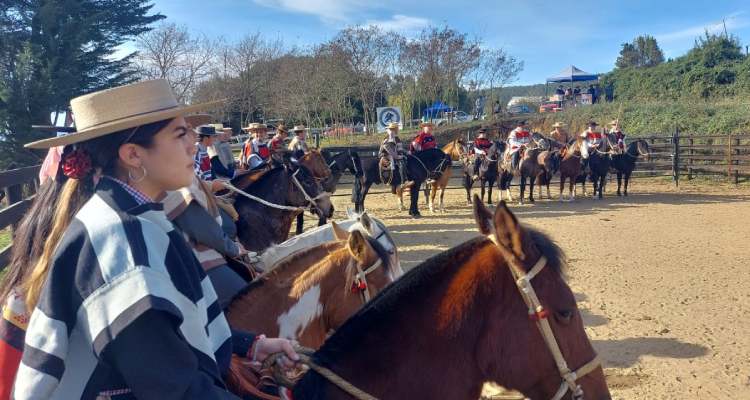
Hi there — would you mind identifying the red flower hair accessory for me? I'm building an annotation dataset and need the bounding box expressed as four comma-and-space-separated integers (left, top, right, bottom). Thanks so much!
61, 148, 92, 179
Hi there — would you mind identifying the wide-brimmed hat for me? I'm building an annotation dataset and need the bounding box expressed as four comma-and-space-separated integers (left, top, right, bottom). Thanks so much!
587, 120, 598, 126
276, 124, 288, 133
25, 79, 223, 149
419, 121, 434, 128
552, 122, 566, 128
608, 119, 620, 126
478, 127, 487, 133
196, 125, 217, 136
210, 123, 225, 132
185, 114, 213, 128
517, 120, 528, 126
293, 125, 306, 132
243, 122, 267, 132
386, 122, 399, 130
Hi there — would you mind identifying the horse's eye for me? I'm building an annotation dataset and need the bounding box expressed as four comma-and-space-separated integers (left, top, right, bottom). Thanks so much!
555, 310, 574, 324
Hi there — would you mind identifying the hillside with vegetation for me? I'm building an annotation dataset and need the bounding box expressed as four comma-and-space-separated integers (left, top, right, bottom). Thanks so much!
540, 33, 750, 136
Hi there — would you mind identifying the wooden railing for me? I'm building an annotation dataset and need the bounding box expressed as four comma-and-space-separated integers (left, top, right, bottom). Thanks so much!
0, 165, 41, 271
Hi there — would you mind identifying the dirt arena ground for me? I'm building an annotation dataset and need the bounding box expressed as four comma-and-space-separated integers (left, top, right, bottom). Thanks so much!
314, 177, 750, 399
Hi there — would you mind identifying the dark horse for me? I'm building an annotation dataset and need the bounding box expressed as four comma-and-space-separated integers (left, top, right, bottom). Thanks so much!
586, 133, 620, 200
498, 133, 549, 204
289, 197, 611, 400
464, 141, 502, 205
610, 139, 650, 196
321, 148, 366, 214
359, 148, 450, 217
231, 165, 333, 252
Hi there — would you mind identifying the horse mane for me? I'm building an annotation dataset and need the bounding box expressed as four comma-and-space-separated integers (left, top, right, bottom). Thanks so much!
293, 228, 565, 399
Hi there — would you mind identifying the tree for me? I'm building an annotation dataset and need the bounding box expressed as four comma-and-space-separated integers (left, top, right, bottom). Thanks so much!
616, 35, 665, 69
133, 23, 217, 103
0, 0, 164, 168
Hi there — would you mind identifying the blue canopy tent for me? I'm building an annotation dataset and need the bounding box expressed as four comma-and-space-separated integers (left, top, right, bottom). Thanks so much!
545, 65, 599, 96
422, 101, 453, 119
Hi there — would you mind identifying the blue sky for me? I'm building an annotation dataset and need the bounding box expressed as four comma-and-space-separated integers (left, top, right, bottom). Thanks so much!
144, 0, 750, 85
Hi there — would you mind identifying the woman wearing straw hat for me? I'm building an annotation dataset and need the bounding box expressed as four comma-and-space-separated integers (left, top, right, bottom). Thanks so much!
12, 80, 297, 399
379, 122, 409, 186
240, 123, 271, 170
549, 122, 570, 145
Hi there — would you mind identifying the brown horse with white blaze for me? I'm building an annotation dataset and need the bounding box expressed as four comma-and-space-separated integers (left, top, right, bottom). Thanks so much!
290, 197, 610, 400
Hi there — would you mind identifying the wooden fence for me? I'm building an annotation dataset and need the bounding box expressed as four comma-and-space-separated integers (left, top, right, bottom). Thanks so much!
0, 165, 41, 271
1, 133, 748, 271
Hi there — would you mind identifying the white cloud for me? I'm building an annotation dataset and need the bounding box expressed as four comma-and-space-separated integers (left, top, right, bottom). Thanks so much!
656, 12, 749, 43
253, 0, 368, 23
365, 14, 430, 33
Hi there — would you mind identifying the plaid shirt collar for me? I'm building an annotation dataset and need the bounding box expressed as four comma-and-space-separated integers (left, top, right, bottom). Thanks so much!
103, 176, 153, 206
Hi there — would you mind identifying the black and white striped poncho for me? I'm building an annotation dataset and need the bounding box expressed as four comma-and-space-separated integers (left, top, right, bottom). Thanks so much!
12, 178, 233, 399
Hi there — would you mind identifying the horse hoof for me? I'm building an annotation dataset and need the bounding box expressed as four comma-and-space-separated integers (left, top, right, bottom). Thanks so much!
617, 192, 621, 196
411, 213, 422, 219
529, 199, 535, 204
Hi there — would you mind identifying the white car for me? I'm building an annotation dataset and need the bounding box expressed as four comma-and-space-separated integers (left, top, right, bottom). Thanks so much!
435, 111, 474, 126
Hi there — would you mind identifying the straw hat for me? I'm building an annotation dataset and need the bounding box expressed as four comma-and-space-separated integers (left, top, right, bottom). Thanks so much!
552, 122, 566, 128
185, 114, 213, 128
25, 79, 222, 149
243, 122, 267, 132
276, 124, 288, 133
386, 122, 399, 130
419, 121, 434, 128
210, 123, 225, 132
608, 119, 620, 126
587, 120, 598, 127
293, 125, 306, 132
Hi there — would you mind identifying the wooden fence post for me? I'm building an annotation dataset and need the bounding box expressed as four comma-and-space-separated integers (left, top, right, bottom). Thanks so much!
688, 137, 694, 180
727, 134, 733, 181
314, 130, 321, 148
672, 128, 680, 187
734, 136, 741, 184
3, 183, 23, 235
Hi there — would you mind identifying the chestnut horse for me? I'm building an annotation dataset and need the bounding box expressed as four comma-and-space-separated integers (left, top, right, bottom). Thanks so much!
558, 139, 584, 202
295, 150, 333, 234
289, 197, 610, 400
230, 165, 333, 252
425, 138, 465, 212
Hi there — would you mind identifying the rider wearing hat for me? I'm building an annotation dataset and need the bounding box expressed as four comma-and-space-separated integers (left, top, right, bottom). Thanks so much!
268, 124, 289, 154
580, 120, 603, 168
411, 121, 437, 153
608, 119, 626, 151
506, 120, 531, 170
288, 125, 309, 154
379, 122, 410, 187
195, 125, 234, 181
550, 122, 570, 145
471, 127, 494, 181
240, 122, 271, 170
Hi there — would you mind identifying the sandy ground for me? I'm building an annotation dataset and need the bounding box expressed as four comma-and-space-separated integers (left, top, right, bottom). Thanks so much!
308, 177, 750, 399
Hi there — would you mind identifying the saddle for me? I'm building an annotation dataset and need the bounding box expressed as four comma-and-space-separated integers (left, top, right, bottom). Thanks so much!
378, 157, 394, 184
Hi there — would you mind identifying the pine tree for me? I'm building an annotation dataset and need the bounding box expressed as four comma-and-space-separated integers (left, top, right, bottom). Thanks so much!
0, 0, 164, 167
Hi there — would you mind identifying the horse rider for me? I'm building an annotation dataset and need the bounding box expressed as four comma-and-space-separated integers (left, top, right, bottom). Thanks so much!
549, 122, 570, 145
240, 122, 271, 170
580, 120, 604, 168
195, 125, 235, 181
471, 127, 494, 181
608, 119, 626, 151
411, 121, 437, 153
209, 124, 236, 179
268, 124, 289, 154
506, 120, 531, 170
288, 125, 310, 153
379, 122, 410, 187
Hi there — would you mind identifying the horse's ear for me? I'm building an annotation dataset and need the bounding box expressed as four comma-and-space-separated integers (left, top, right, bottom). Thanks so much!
359, 213, 374, 234
472, 194, 493, 235
347, 229, 376, 264
492, 201, 526, 261
331, 221, 348, 241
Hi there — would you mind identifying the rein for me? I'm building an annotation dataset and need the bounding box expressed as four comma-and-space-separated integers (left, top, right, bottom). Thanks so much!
487, 236, 601, 400
222, 169, 329, 213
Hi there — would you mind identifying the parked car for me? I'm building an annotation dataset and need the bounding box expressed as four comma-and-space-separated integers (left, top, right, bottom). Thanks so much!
434, 110, 475, 126
508, 104, 532, 114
